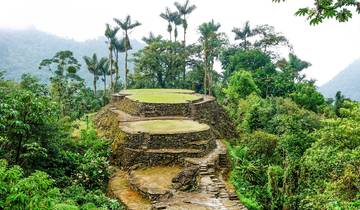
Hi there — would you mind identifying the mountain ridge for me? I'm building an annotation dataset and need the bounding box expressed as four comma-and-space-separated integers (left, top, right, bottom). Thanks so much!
319, 58, 360, 101
0, 28, 143, 86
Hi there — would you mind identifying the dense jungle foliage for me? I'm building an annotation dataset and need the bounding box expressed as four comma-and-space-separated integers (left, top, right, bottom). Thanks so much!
1, 0, 359, 209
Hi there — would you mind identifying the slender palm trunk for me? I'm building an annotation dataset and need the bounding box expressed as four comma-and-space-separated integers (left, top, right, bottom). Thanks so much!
208, 66, 212, 96
183, 15, 187, 46
124, 32, 128, 90
103, 73, 107, 96
204, 65, 207, 96
114, 49, 119, 91
182, 23, 187, 81
93, 74, 97, 95
168, 22, 172, 41
204, 49, 208, 96
204, 43, 208, 96
174, 25, 178, 42
108, 44, 113, 92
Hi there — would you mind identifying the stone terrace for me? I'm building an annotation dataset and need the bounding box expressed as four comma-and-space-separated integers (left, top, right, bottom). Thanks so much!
93, 89, 245, 210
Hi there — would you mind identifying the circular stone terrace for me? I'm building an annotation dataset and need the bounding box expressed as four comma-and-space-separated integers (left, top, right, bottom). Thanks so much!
120, 119, 210, 134
119, 88, 202, 104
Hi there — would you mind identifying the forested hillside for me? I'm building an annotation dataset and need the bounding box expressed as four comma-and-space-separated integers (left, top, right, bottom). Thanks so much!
320, 58, 360, 101
1, 0, 360, 209
0, 28, 143, 85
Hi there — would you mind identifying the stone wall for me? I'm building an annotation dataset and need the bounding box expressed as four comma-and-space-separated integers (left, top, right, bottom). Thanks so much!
114, 96, 143, 116
109, 129, 216, 168
190, 99, 238, 139
113, 96, 191, 117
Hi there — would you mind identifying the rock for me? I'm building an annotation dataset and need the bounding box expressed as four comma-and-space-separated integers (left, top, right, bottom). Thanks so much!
172, 166, 199, 191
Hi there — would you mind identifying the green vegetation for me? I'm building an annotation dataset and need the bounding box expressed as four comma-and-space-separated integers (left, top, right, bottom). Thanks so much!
1, 56, 123, 209
1, 0, 359, 209
273, 0, 360, 25
121, 120, 209, 134
217, 23, 359, 208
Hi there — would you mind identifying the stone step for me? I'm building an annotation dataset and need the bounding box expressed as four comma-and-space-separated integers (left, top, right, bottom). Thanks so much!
183, 139, 226, 167
188, 140, 212, 150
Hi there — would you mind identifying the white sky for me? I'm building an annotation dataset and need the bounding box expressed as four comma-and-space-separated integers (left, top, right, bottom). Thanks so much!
1, 0, 360, 85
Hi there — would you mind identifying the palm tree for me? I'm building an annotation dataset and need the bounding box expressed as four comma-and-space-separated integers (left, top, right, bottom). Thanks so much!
232, 21, 253, 50
83, 53, 100, 95
114, 15, 141, 89
142, 32, 163, 44
172, 12, 182, 42
104, 24, 119, 92
174, 0, 196, 46
98, 58, 109, 96
113, 37, 127, 90
198, 20, 221, 96
175, 0, 196, 82
160, 7, 173, 41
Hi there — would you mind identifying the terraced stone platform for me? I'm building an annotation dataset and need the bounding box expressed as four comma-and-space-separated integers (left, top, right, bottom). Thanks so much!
93, 89, 245, 210
120, 119, 209, 134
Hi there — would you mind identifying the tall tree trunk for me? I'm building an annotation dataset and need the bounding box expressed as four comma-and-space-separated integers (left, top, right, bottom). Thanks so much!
182, 24, 187, 82
174, 26, 178, 42
124, 32, 128, 89
169, 23, 172, 41
103, 73, 107, 96
108, 44, 113, 93
203, 41, 209, 96
203, 65, 207, 96
183, 15, 187, 46
208, 67, 212, 96
93, 75, 97, 95
114, 49, 119, 91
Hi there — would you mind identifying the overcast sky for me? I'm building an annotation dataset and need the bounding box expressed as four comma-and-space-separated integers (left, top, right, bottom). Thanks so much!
1, 0, 360, 85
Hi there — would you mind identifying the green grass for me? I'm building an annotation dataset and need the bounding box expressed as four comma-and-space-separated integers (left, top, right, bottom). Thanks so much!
120, 88, 194, 95
120, 88, 201, 103
126, 93, 201, 104
71, 113, 96, 138
121, 120, 209, 134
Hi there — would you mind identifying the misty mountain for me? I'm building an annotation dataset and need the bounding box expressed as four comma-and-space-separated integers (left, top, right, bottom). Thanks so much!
319, 58, 360, 101
0, 28, 144, 85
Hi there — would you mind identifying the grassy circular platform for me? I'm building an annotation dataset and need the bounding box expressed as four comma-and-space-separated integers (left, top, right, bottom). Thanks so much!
120, 88, 194, 95
121, 120, 210, 134
127, 93, 201, 104
120, 89, 201, 104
